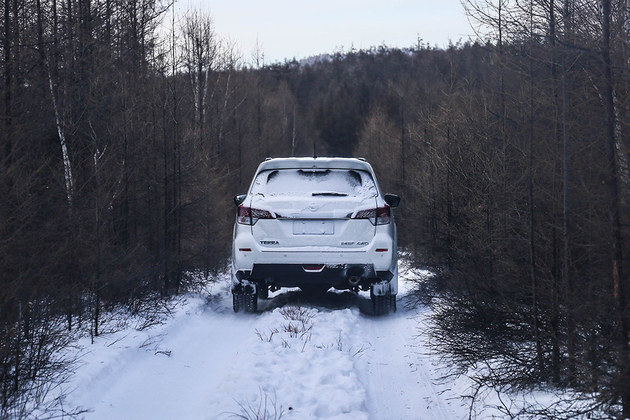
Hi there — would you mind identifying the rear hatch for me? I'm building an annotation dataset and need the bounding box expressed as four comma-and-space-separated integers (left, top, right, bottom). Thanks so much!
247, 168, 378, 249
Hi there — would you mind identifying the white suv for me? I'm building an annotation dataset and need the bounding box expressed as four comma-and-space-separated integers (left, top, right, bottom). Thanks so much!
231, 157, 400, 314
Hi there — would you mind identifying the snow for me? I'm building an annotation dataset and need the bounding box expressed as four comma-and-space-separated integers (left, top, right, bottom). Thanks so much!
251, 169, 377, 198
52, 259, 596, 419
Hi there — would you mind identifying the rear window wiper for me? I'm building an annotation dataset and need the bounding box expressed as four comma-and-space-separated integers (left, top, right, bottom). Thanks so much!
312, 192, 348, 197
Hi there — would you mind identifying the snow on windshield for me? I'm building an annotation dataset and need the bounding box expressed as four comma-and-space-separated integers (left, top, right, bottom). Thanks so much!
250, 169, 377, 198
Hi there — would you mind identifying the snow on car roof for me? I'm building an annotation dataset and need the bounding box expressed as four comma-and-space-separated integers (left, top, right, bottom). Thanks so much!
250, 167, 377, 198
256, 157, 374, 173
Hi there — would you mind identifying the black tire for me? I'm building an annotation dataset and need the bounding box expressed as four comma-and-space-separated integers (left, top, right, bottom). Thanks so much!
232, 292, 241, 312
371, 291, 396, 316
233, 286, 258, 313
390, 294, 397, 312
244, 289, 258, 312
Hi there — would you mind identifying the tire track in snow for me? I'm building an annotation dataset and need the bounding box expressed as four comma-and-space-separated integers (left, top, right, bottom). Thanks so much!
67, 297, 258, 419
352, 297, 457, 420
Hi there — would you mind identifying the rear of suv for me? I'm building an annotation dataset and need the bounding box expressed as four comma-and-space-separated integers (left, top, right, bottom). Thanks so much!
231, 157, 400, 314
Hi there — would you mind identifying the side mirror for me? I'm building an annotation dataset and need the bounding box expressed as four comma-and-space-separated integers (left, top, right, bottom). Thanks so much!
234, 194, 247, 206
384, 194, 400, 208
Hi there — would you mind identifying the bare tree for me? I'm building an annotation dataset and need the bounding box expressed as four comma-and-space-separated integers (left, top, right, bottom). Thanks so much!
181, 11, 218, 144
601, 0, 629, 415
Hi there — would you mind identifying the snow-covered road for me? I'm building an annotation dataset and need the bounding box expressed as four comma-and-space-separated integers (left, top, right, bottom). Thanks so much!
63, 265, 468, 419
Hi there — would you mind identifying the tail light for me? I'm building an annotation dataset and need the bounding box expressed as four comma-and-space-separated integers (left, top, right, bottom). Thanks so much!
237, 205, 275, 225
353, 205, 391, 225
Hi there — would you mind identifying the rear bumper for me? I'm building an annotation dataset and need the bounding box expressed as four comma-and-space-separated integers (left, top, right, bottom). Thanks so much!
234, 263, 394, 290
232, 231, 395, 271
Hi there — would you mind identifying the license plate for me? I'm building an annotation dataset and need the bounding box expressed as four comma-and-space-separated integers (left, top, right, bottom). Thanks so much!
293, 220, 334, 235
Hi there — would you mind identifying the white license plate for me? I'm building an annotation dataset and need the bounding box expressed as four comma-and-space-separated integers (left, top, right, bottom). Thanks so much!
293, 220, 334, 235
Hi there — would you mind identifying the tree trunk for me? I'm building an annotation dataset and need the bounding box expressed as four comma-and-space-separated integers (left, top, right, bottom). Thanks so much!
3, 0, 12, 167
47, 58, 75, 209
601, 1, 630, 415
528, 0, 543, 373
546, 0, 565, 384
561, 0, 577, 385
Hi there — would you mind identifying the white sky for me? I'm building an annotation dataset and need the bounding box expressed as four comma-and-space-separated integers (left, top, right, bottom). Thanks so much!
176, 0, 474, 65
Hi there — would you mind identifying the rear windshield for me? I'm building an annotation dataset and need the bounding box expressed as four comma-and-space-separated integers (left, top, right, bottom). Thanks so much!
250, 169, 377, 198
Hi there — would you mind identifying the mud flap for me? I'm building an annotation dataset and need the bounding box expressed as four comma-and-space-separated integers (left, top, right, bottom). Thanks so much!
371, 280, 394, 296
232, 279, 257, 295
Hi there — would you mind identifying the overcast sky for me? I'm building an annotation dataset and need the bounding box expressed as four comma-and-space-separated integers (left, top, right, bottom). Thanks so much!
176, 1, 474, 64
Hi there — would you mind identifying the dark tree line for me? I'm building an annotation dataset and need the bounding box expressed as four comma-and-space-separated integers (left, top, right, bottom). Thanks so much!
399, 1, 630, 417
2, 0, 630, 418
0, 0, 241, 416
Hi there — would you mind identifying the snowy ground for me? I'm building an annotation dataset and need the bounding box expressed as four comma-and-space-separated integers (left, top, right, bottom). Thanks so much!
54, 262, 586, 419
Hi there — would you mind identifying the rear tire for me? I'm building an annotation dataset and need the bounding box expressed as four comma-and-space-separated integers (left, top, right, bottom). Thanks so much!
244, 289, 257, 312
233, 285, 258, 313
371, 291, 396, 315
232, 292, 241, 312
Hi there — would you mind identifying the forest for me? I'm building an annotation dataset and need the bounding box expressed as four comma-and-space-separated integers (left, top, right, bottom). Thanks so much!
1, 0, 630, 418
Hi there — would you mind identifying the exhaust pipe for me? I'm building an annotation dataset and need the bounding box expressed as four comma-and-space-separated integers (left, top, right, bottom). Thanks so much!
348, 276, 361, 286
